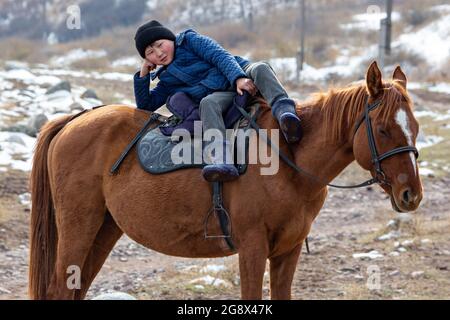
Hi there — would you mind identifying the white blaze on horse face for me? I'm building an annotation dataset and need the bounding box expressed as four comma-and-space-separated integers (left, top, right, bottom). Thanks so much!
395, 108, 417, 176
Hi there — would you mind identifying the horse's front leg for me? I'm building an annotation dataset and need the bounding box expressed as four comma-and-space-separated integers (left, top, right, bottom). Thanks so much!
238, 230, 269, 300
268, 242, 302, 300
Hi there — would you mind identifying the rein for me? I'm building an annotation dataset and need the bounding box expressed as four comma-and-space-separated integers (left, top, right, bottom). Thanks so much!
235, 96, 419, 189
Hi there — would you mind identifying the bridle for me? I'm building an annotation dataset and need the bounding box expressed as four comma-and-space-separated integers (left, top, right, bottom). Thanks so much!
236, 93, 419, 189
352, 97, 419, 188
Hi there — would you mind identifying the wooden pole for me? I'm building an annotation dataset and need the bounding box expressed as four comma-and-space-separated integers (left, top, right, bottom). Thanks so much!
296, 0, 305, 82
379, 0, 393, 69
385, 0, 393, 55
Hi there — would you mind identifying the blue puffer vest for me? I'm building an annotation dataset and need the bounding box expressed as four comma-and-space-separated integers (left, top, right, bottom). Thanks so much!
133, 29, 250, 111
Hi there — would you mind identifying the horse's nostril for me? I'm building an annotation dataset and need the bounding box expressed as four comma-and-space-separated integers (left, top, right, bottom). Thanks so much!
402, 188, 411, 204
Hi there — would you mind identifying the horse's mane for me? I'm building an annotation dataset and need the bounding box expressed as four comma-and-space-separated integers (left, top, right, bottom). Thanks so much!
299, 80, 413, 142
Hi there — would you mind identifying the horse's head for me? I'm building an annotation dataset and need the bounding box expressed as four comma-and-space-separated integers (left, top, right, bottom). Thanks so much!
353, 61, 423, 212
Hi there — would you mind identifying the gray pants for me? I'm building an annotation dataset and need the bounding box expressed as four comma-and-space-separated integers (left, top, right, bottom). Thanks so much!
199, 62, 289, 140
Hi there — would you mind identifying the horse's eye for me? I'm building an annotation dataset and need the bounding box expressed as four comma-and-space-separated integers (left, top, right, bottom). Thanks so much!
378, 127, 390, 138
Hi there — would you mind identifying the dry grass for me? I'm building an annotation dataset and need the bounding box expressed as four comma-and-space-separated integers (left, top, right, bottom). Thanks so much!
0, 200, 12, 224
0, 37, 48, 63
133, 257, 244, 299
415, 115, 450, 178
69, 57, 111, 71
48, 26, 137, 61
0, 196, 26, 224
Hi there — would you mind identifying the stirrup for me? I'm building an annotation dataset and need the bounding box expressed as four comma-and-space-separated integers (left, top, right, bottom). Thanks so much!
204, 182, 235, 251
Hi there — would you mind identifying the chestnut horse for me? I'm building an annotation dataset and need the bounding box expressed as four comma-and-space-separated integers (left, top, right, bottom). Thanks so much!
29, 62, 423, 299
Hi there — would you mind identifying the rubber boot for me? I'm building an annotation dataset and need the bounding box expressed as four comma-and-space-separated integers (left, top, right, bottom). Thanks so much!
272, 98, 303, 144
202, 140, 239, 182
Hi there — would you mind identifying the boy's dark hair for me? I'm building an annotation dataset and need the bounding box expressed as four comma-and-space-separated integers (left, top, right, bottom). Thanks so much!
134, 20, 176, 58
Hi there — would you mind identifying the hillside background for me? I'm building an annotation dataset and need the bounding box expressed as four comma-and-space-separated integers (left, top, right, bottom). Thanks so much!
0, 0, 448, 79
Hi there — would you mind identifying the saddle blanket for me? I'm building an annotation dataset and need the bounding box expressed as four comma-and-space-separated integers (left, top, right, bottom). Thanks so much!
137, 103, 259, 175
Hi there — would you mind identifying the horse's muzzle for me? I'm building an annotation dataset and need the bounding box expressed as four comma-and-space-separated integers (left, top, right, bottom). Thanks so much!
390, 187, 422, 212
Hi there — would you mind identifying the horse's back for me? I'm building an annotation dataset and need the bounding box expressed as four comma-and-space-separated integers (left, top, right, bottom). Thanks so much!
62, 105, 148, 137
49, 105, 145, 167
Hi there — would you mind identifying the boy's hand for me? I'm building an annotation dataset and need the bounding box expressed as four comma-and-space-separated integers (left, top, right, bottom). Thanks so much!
236, 77, 257, 96
140, 59, 156, 78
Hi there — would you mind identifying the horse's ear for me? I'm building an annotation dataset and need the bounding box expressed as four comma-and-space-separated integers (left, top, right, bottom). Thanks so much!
392, 65, 407, 90
366, 61, 383, 97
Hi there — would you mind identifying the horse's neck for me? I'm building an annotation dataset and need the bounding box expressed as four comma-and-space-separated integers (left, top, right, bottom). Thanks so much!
291, 91, 361, 195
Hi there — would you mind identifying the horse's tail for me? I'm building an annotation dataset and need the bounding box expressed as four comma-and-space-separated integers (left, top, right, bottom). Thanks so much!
29, 114, 74, 299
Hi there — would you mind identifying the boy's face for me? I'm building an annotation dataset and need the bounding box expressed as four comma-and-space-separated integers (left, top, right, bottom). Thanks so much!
144, 39, 174, 66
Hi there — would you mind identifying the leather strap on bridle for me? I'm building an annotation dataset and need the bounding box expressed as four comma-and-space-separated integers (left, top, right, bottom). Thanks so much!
355, 96, 419, 186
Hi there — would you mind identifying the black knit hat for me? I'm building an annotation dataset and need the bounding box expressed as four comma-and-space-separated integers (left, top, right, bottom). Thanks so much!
134, 20, 176, 58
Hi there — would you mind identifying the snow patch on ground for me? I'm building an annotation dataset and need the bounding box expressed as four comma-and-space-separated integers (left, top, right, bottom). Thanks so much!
189, 275, 231, 288
50, 49, 107, 67
419, 168, 435, 176
0, 132, 36, 171
200, 264, 227, 274
394, 13, 450, 67
417, 135, 444, 150
353, 250, 384, 260
0, 69, 61, 86
112, 56, 141, 68
341, 11, 401, 30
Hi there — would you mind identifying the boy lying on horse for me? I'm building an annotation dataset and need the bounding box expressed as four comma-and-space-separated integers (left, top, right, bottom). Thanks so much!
133, 20, 302, 182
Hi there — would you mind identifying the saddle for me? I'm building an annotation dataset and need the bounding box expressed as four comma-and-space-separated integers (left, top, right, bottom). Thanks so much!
137, 94, 259, 175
